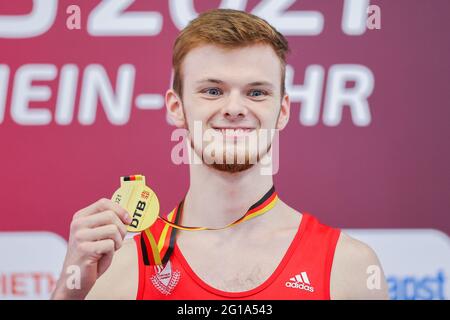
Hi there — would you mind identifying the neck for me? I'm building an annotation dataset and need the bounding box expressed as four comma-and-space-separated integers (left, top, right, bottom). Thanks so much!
182, 159, 274, 229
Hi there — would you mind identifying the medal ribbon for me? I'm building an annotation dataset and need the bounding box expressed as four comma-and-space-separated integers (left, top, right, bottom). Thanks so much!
140, 185, 278, 265
158, 185, 278, 231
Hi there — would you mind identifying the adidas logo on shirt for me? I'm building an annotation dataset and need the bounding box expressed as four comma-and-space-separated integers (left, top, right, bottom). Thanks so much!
285, 272, 315, 293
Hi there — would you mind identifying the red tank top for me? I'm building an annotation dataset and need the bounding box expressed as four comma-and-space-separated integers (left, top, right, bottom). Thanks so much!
133, 208, 341, 300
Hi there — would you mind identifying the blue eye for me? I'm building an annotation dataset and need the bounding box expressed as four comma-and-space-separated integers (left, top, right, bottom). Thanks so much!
203, 88, 222, 96
248, 89, 267, 97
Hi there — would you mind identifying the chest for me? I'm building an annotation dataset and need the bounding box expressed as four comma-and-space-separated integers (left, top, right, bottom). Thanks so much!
177, 232, 293, 292
200, 258, 276, 292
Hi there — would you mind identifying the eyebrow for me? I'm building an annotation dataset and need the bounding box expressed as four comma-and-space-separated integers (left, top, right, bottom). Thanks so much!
195, 78, 275, 88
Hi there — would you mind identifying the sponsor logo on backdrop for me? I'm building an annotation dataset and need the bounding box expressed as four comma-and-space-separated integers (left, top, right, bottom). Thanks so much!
346, 229, 450, 300
0, 232, 67, 300
0, 0, 377, 126
387, 270, 446, 300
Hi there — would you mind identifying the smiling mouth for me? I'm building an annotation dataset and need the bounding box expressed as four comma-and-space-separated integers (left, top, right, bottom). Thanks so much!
212, 127, 256, 137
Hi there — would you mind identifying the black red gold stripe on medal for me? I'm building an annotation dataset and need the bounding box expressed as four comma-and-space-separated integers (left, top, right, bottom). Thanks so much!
141, 186, 278, 266
122, 175, 143, 181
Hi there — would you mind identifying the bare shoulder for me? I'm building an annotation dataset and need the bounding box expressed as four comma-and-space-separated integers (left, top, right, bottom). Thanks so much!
85, 238, 138, 300
330, 231, 389, 300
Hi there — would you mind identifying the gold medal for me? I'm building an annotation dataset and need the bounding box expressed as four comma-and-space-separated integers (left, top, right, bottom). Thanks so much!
111, 174, 160, 232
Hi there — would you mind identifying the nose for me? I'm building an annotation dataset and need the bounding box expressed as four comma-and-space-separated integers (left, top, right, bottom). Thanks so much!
221, 90, 247, 121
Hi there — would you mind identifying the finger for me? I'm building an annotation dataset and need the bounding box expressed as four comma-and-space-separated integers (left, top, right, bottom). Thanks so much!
83, 239, 115, 257
97, 250, 114, 277
76, 225, 123, 250
77, 210, 128, 239
75, 198, 131, 224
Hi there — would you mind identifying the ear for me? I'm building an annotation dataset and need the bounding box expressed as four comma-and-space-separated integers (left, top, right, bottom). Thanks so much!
165, 89, 186, 128
276, 94, 290, 130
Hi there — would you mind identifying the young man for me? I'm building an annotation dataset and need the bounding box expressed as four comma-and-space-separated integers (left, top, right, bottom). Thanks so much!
52, 9, 388, 300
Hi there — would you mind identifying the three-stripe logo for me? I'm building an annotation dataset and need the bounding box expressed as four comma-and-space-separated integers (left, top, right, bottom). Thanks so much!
290, 272, 311, 284
285, 271, 315, 293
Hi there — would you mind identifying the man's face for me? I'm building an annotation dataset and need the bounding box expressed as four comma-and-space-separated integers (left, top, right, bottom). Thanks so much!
167, 43, 290, 173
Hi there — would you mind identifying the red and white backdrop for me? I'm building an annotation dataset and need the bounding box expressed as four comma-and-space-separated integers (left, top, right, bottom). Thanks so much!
0, 0, 449, 299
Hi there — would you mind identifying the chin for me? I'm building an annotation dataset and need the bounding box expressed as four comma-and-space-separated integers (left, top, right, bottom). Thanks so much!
208, 162, 255, 173
205, 149, 259, 173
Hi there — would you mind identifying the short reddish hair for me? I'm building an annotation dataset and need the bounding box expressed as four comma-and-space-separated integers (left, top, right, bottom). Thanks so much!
172, 9, 290, 98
